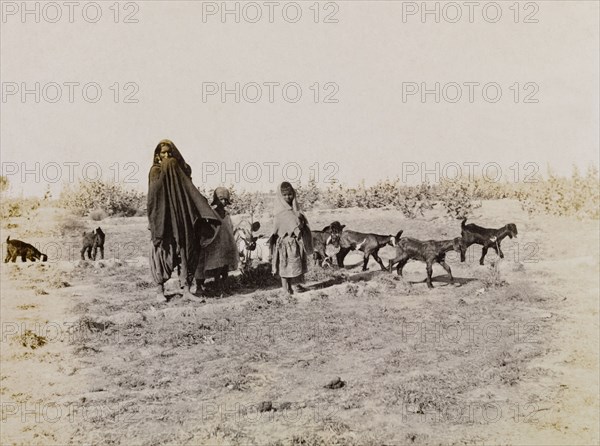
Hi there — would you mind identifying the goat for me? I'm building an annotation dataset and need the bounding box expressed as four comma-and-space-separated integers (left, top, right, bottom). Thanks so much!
81, 227, 105, 260
460, 218, 518, 265
388, 232, 462, 288
234, 226, 263, 268
336, 229, 397, 271
5, 236, 48, 263
311, 221, 345, 267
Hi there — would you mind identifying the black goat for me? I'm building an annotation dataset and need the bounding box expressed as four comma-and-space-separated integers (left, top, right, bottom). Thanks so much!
5, 236, 48, 263
388, 232, 462, 288
81, 227, 105, 260
460, 218, 518, 265
336, 229, 397, 271
311, 221, 345, 267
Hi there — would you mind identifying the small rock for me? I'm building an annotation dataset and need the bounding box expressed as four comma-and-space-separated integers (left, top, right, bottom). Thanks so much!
258, 401, 273, 412
324, 377, 345, 389
458, 298, 467, 306
278, 402, 293, 411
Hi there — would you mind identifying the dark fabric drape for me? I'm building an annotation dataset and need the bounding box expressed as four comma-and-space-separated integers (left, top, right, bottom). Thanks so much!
147, 140, 220, 285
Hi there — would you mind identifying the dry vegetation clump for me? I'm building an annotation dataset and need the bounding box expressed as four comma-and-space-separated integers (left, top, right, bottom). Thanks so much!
59, 180, 144, 217
0, 197, 41, 219
231, 262, 281, 292
16, 330, 47, 349
517, 166, 599, 219
481, 261, 507, 289
223, 165, 600, 222
48, 271, 71, 289
56, 215, 87, 236
90, 208, 108, 221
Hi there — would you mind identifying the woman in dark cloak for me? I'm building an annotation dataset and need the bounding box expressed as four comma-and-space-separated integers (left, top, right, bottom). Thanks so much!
148, 139, 220, 301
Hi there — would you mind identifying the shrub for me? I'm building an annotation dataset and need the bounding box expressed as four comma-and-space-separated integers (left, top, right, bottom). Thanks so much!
90, 208, 108, 221
295, 178, 321, 210
517, 166, 599, 219
0, 198, 41, 219
322, 179, 435, 217
0, 176, 9, 193
59, 180, 144, 217
56, 215, 88, 236
435, 178, 475, 219
228, 186, 266, 220
322, 181, 359, 209
395, 183, 435, 218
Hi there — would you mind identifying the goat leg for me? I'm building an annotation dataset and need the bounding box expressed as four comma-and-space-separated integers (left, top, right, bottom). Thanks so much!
496, 244, 504, 259
336, 248, 350, 268
426, 262, 434, 288
479, 246, 489, 265
372, 251, 387, 271
397, 259, 407, 276
439, 260, 453, 283
362, 253, 370, 271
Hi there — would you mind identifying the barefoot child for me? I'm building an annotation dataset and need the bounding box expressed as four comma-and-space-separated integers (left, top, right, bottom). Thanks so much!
269, 182, 313, 294
195, 187, 239, 294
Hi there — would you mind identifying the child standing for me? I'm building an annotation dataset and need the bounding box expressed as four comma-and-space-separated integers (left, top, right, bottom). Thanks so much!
269, 182, 313, 294
195, 187, 239, 294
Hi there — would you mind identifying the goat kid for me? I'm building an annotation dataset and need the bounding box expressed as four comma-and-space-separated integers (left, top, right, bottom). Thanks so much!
388, 233, 461, 288
234, 227, 264, 267
81, 227, 105, 260
5, 236, 48, 263
337, 229, 397, 271
311, 221, 345, 267
460, 218, 518, 265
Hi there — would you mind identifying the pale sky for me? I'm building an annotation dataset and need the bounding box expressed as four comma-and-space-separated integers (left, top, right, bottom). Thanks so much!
1, 0, 598, 197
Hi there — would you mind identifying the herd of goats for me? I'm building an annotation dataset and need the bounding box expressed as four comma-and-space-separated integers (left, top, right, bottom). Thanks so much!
4, 218, 518, 290
236, 217, 518, 288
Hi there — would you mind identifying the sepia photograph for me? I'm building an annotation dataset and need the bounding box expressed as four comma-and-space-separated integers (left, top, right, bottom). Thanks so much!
1, 1, 598, 444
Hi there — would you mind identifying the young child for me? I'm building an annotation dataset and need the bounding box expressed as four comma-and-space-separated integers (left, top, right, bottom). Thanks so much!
195, 187, 239, 294
269, 182, 313, 294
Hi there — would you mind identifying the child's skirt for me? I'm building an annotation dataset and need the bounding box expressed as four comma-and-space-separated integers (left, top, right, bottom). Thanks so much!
273, 234, 308, 278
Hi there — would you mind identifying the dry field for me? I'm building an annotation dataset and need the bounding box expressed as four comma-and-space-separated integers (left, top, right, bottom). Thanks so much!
1, 200, 598, 445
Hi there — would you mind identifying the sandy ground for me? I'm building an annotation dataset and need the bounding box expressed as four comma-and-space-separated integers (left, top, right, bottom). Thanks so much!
1, 200, 598, 445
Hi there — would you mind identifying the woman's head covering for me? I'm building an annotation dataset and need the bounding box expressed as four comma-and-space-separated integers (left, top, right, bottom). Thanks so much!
211, 187, 231, 206
153, 139, 192, 178
273, 181, 301, 216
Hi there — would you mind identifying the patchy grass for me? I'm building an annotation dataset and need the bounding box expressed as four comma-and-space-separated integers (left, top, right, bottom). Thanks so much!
1, 201, 598, 445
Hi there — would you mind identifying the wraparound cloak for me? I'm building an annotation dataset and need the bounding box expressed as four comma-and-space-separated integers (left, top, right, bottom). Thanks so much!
148, 140, 220, 285
195, 187, 239, 279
